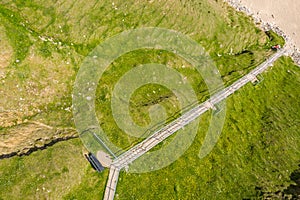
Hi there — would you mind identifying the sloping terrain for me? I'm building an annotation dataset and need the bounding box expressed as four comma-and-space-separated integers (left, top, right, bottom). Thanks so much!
0, 57, 299, 199
0, 0, 298, 199
0, 0, 283, 157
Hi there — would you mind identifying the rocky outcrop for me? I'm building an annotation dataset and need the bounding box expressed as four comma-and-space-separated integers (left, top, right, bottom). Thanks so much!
2, 135, 79, 160
0, 133, 78, 159
0, 121, 78, 159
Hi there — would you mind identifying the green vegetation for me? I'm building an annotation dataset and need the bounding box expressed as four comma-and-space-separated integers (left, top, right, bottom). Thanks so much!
70, 57, 300, 200
0, 0, 283, 134
0, 0, 298, 199
0, 0, 283, 155
0, 139, 91, 199
0, 57, 299, 199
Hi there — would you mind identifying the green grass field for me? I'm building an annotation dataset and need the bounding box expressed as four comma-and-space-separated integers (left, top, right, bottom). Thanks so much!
0, 0, 298, 199
0, 57, 299, 199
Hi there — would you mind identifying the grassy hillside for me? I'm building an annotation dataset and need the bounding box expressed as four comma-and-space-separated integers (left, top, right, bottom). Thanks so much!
0, 0, 298, 199
0, 0, 284, 155
70, 57, 300, 200
0, 57, 299, 199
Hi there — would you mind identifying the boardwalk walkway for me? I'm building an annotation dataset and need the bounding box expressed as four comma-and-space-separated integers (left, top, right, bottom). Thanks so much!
103, 48, 288, 200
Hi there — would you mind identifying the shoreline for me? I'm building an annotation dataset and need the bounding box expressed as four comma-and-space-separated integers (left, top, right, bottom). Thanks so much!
223, 0, 300, 65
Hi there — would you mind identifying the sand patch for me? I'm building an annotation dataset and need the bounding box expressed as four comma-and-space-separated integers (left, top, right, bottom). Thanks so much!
239, 0, 300, 49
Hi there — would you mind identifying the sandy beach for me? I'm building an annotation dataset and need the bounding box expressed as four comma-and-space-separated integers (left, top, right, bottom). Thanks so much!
239, 0, 300, 48
224, 0, 300, 64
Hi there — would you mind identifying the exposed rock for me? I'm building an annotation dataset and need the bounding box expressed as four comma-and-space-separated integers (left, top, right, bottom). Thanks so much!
0, 121, 78, 159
